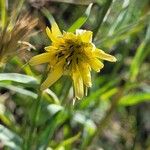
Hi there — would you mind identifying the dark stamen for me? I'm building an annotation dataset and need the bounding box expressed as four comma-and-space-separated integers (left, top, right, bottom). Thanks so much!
76, 57, 79, 64
56, 51, 65, 58
69, 45, 74, 50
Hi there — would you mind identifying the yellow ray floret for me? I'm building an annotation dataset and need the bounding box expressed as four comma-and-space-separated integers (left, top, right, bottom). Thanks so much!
29, 22, 117, 100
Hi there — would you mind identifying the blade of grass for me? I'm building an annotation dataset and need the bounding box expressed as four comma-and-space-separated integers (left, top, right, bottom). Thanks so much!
80, 120, 96, 150
12, 57, 34, 76
68, 3, 93, 32
37, 110, 68, 150
0, 83, 37, 99
130, 20, 150, 81
41, 7, 56, 25
95, 11, 150, 47
93, 0, 113, 39
55, 132, 81, 149
119, 92, 150, 106
0, 0, 7, 29
79, 78, 119, 109
0, 73, 39, 85
0, 124, 22, 150
108, 0, 129, 36
48, 0, 96, 5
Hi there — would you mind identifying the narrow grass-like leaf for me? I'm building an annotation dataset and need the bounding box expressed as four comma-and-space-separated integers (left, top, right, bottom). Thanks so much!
68, 3, 93, 32
100, 88, 118, 100
47, 104, 63, 116
119, 93, 150, 106
0, 124, 22, 150
80, 120, 96, 150
44, 89, 60, 105
41, 8, 56, 25
55, 132, 81, 149
46, 0, 95, 5
93, 0, 113, 38
130, 21, 150, 81
12, 57, 34, 76
0, 112, 12, 128
0, 73, 39, 85
0, 83, 37, 99
79, 79, 119, 109
96, 11, 150, 47
37, 110, 68, 150
108, 1, 129, 36
0, 0, 7, 29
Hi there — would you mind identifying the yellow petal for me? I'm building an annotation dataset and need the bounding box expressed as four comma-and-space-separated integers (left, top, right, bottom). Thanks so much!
29, 53, 51, 66
88, 58, 104, 72
79, 62, 92, 87
46, 22, 62, 42
72, 66, 84, 99
94, 48, 117, 62
51, 22, 62, 37
41, 60, 64, 90
46, 27, 55, 42
44, 46, 57, 51
76, 29, 93, 43
63, 32, 76, 41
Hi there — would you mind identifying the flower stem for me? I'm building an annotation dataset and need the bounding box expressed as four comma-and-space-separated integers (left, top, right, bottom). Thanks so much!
93, 0, 113, 39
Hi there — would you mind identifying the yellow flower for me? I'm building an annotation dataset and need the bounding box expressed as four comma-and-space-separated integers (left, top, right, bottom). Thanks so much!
29, 22, 117, 99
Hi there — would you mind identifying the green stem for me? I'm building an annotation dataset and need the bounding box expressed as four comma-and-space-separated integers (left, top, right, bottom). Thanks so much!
93, 0, 113, 39
61, 79, 72, 105
25, 89, 42, 150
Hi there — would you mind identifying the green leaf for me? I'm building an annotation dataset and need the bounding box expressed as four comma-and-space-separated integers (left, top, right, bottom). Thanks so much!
0, 0, 7, 29
79, 78, 119, 109
55, 132, 81, 149
0, 83, 37, 99
96, 11, 150, 48
68, 3, 93, 32
41, 8, 55, 25
44, 89, 60, 105
130, 21, 150, 81
0, 73, 39, 86
0, 124, 22, 150
119, 93, 150, 106
0, 102, 19, 133
0, 109, 12, 128
80, 120, 96, 149
46, 0, 95, 5
100, 88, 118, 100
12, 57, 35, 76
47, 104, 63, 116
37, 106, 68, 150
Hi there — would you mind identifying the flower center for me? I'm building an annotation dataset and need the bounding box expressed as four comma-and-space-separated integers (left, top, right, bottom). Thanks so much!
57, 39, 82, 58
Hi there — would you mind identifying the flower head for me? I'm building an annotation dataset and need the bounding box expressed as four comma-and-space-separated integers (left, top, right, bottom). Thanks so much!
30, 22, 116, 99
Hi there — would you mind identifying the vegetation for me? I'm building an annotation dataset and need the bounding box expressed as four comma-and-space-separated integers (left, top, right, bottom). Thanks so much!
0, 0, 150, 149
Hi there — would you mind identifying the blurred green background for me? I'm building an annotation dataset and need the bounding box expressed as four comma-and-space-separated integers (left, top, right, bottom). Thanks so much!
0, 0, 150, 149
